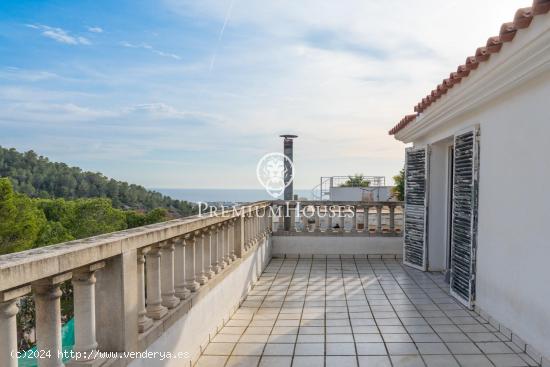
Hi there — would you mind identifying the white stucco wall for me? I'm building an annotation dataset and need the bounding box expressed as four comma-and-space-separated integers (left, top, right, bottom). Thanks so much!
426, 139, 453, 271
272, 235, 403, 257
128, 237, 271, 367
412, 69, 550, 359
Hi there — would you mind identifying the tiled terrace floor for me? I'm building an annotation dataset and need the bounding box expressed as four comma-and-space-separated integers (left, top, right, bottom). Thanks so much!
196, 258, 539, 367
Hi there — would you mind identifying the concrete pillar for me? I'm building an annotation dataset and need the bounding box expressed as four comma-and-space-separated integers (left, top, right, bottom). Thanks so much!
376, 205, 383, 234
146, 246, 168, 320
185, 235, 200, 292
33, 273, 71, 367
160, 241, 180, 309
0, 286, 28, 367
137, 247, 153, 333
68, 264, 105, 367
0, 300, 18, 367
95, 250, 138, 353
174, 238, 191, 300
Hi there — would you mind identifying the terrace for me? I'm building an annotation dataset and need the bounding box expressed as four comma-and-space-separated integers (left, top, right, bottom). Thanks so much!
0, 200, 542, 367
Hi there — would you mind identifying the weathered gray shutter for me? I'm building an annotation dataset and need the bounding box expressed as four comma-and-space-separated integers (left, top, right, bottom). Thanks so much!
403, 147, 429, 271
450, 127, 480, 308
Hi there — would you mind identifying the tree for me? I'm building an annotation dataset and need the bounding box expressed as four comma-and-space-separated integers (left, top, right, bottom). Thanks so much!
392, 169, 405, 201
0, 178, 46, 254
340, 174, 371, 188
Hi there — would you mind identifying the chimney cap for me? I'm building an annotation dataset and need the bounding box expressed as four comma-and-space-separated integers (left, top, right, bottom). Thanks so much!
279, 134, 298, 139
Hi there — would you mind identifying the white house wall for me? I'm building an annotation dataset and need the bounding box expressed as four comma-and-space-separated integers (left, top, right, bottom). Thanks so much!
413, 70, 550, 359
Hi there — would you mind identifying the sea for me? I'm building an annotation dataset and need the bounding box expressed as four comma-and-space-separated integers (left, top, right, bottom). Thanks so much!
153, 188, 313, 204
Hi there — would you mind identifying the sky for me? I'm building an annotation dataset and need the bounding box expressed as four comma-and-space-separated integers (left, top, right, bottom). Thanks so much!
0, 0, 529, 190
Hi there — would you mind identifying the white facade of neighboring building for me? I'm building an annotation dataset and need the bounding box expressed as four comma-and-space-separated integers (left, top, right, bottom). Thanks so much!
392, 8, 550, 362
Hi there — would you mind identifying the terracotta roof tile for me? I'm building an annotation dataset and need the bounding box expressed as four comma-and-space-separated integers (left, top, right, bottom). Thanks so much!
533, 0, 550, 15
486, 36, 503, 53
514, 7, 534, 28
389, 1, 549, 135
499, 22, 517, 42
475, 46, 491, 62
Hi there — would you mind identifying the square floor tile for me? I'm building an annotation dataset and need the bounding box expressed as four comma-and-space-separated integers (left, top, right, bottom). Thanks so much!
233, 343, 265, 356
382, 334, 412, 343
327, 342, 356, 355
292, 356, 324, 367
263, 343, 294, 356
196, 355, 228, 367
386, 343, 418, 355
294, 343, 324, 356
416, 342, 450, 355
476, 342, 514, 354
326, 356, 358, 367
390, 355, 425, 367
268, 334, 296, 344
356, 343, 387, 355
422, 355, 459, 367
487, 354, 529, 367
203, 342, 235, 355
445, 342, 482, 354
259, 356, 292, 367
454, 354, 494, 367
226, 356, 261, 367
358, 355, 392, 367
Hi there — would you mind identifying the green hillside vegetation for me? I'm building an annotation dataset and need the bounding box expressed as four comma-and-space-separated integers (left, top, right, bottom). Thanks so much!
0, 146, 196, 217
0, 178, 170, 255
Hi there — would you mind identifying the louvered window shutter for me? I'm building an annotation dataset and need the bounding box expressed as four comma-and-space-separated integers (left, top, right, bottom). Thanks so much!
450, 127, 480, 308
403, 147, 430, 271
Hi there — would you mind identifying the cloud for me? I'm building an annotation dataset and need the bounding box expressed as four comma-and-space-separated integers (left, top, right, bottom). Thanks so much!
0, 67, 59, 82
121, 42, 181, 60
25, 24, 90, 45
87, 26, 103, 33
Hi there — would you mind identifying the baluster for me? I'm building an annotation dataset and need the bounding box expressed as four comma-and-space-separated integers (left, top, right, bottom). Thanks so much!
376, 205, 383, 234
137, 247, 153, 332
351, 206, 357, 233
160, 241, 180, 309
230, 219, 238, 261
301, 207, 308, 232
364, 205, 370, 233
185, 234, 200, 292
219, 224, 228, 269
0, 286, 29, 367
314, 206, 321, 232
33, 273, 71, 367
338, 206, 345, 232
224, 222, 233, 264
389, 204, 396, 233
212, 227, 221, 274
174, 238, 191, 300
327, 206, 333, 232
203, 230, 215, 279
289, 206, 296, 232
198, 231, 209, 284
70, 263, 105, 365
146, 246, 168, 320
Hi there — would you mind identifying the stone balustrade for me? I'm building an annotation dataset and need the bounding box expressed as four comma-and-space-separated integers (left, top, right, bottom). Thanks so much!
0, 200, 403, 367
0, 201, 271, 367
271, 201, 404, 236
